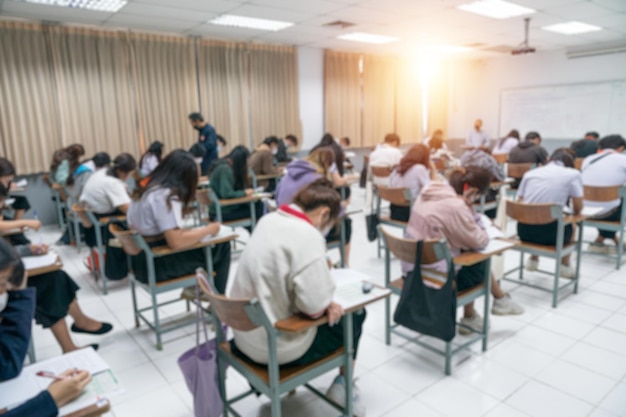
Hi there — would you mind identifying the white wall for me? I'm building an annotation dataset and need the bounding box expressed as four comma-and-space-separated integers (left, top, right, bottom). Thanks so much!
297, 46, 324, 150
447, 50, 626, 140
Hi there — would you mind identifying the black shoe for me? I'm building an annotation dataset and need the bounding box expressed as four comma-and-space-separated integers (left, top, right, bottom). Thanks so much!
71, 322, 113, 335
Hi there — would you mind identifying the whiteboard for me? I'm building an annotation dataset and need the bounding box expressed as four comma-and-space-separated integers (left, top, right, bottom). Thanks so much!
500, 80, 626, 140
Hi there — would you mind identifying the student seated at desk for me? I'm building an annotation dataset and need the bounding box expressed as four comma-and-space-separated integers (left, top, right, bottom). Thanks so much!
209, 145, 264, 229
388, 144, 435, 222
427, 130, 459, 170
517, 148, 583, 278
492, 129, 520, 156
0, 158, 40, 243
139, 141, 164, 177
248, 136, 283, 192
509, 131, 548, 165
228, 180, 367, 416
128, 150, 231, 292
404, 167, 524, 333
0, 240, 92, 417
79, 153, 135, 245
581, 134, 626, 254
67, 152, 112, 200
311, 133, 354, 201
276, 149, 353, 266
571, 131, 600, 158
369, 133, 403, 186
461, 148, 505, 219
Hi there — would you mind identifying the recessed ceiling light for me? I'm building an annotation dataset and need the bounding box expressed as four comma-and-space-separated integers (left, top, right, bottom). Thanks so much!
337, 32, 399, 44
542, 21, 602, 35
18, 0, 127, 12
458, 0, 535, 19
209, 15, 293, 31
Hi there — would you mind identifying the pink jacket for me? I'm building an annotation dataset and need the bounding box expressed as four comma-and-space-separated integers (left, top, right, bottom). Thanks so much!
403, 182, 488, 275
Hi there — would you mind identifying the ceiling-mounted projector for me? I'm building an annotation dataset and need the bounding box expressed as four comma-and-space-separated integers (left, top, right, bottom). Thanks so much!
511, 17, 536, 55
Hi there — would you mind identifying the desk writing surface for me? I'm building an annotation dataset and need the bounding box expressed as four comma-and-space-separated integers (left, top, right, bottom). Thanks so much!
23, 252, 60, 271
0, 347, 121, 417
331, 269, 391, 311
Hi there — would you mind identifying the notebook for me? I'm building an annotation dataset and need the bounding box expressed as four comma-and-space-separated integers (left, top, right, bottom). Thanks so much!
331, 269, 390, 311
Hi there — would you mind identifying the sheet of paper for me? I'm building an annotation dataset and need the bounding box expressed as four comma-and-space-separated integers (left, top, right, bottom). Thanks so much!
478, 239, 516, 255
59, 370, 124, 416
0, 347, 110, 411
22, 252, 59, 271
330, 269, 390, 311
478, 214, 503, 239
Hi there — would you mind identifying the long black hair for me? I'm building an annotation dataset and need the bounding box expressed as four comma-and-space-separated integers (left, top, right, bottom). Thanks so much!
140, 149, 198, 207
448, 166, 491, 196
226, 145, 250, 191
141, 141, 164, 166
497, 129, 520, 148
108, 153, 137, 178
550, 148, 576, 168
311, 133, 345, 176
0, 239, 25, 289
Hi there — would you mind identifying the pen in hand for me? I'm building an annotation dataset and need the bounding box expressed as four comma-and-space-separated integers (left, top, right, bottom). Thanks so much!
37, 371, 69, 381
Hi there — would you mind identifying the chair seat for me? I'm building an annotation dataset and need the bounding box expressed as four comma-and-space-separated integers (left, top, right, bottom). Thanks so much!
379, 216, 408, 228
220, 342, 345, 384
503, 237, 577, 254
390, 277, 485, 299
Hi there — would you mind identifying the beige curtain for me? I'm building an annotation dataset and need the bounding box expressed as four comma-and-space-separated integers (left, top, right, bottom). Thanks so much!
395, 59, 423, 143
362, 55, 397, 147
428, 62, 449, 140
324, 50, 361, 146
248, 44, 300, 147
0, 22, 62, 173
197, 40, 250, 150
130, 33, 198, 153
47, 27, 138, 158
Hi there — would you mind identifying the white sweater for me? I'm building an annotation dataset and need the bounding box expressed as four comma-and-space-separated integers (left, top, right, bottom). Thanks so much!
227, 207, 335, 364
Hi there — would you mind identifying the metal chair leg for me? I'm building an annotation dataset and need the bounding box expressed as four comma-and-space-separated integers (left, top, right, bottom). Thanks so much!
444, 342, 452, 375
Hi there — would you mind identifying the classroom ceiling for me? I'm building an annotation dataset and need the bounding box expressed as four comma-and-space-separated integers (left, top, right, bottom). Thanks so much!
1, 0, 625, 58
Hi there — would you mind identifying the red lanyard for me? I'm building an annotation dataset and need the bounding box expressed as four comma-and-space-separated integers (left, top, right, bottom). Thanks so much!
279, 204, 313, 225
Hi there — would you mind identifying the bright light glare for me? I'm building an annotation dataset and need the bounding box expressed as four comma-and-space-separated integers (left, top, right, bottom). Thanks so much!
337, 32, 399, 44
20, 0, 127, 12
209, 15, 293, 31
542, 21, 602, 35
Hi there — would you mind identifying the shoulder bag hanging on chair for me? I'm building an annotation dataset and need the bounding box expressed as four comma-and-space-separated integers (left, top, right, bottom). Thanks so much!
393, 240, 457, 342
178, 287, 225, 417
365, 213, 380, 242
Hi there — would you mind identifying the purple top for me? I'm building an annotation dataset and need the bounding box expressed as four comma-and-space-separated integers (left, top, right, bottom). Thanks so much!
275, 160, 323, 206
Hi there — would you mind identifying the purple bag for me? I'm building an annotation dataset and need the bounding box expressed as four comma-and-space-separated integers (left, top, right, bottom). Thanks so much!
177, 288, 224, 417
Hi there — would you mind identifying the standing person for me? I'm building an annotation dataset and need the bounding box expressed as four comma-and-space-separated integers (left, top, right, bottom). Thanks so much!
466, 119, 490, 150
0, 239, 93, 417
571, 131, 600, 158
493, 129, 520, 155
139, 141, 164, 177
228, 180, 367, 416
517, 148, 583, 278
404, 167, 524, 333
581, 135, 626, 254
188, 112, 217, 176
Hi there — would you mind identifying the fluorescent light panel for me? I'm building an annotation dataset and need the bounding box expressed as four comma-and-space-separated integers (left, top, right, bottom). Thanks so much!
209, 15, 293, 31
19, 0, 127, 12
543, 21, 602, 35
458, 0, 535, 19
337, 32, 399, 44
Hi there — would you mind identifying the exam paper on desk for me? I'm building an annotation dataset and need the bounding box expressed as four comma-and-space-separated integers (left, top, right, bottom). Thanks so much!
22, 252, 59, 270
330, 269, 390, 311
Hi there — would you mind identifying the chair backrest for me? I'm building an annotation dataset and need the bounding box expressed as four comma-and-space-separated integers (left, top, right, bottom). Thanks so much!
506, 162, 534, 179
376, 185, 411, 206
72, 203, 93, 228
371, 166, 393, 178
108, 223, 144, 256
378, 226, 448, 264
493, 153, 507, 164
195, 270, 261, 332
506, 201, 560, 225
574, 158, 584, 170
583, 185, 625, 202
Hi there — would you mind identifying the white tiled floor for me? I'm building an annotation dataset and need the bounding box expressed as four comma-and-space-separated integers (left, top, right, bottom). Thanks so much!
28, 186, 626, 417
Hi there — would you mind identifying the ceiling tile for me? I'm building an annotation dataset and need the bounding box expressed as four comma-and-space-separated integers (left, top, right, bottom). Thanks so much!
254, 30, 331, 45
590, 0, 626, 12
120, 2, 216, 22
226, 4, 316, 23
1, 1, 112, 23
104, 13, 199, 32
249, 0, 348, 15
542, 1, 616, 20
126, 0, 238, 14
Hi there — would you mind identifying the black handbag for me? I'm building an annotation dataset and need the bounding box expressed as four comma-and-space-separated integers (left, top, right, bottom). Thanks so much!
393, 240, 457, 342
104, 218, 129, 281
365, 213, 379, 242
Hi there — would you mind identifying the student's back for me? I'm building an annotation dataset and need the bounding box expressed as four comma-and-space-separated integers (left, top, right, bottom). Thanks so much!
509, 141, 548, 164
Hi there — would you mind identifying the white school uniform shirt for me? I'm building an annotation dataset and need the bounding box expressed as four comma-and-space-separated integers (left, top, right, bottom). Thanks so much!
581, 150, 626, 215
369, 144, 403, 186
466, 129, 490, 148
517, 161, 583, 208
127, 187, 183, 236
79, 169, 130, 214
139, 154, 159, 177
227, 207, 335, 365
492, 137, 518, 155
